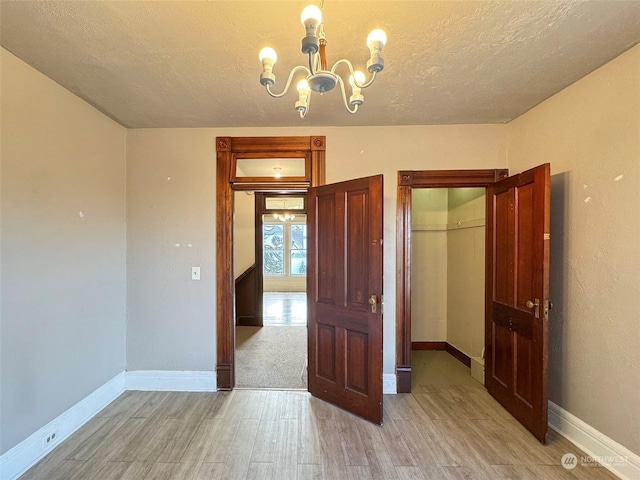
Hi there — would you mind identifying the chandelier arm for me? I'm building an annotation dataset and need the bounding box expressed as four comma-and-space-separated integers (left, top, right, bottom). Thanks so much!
359, 70, 377, 89
337, 76, 359, 114
265, 66, 312, 98
330, 59, 377, 89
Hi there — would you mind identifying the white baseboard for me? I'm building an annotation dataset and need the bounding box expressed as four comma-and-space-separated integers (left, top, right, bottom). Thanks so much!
125, 370, 217, 392
383, 373, 397, 394
0, 372, 126, 480
548, 401, 640, 480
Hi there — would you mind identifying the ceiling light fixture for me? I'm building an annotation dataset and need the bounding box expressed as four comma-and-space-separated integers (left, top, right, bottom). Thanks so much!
258, 2, 387, 118
273, 167, 282, 178
273, 213, 296, 222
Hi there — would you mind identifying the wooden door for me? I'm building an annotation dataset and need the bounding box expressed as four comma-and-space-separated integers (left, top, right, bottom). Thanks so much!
307, 175, 384, 424
486, 163, 550, 443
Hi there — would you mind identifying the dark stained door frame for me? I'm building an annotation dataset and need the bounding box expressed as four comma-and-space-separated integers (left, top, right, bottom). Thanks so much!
308, 175, 384, 424
395, 169, 509, 393
216, 136, 326, 391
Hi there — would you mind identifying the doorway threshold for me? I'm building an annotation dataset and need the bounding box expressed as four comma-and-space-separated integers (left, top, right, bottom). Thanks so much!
233, 387, 308, 392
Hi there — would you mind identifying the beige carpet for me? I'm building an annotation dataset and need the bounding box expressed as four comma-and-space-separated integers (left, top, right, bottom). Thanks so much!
236, 326, 307, 389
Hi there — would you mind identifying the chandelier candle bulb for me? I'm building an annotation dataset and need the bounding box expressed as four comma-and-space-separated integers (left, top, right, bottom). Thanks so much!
366, 29, 387, 73
295, 79, 311, 117
259, 47, 277, 86
349, 70, 365, 105
301, 5, 323, 29
300, 5, 323, 54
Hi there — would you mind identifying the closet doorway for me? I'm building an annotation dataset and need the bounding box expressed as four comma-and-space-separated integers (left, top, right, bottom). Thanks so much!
396, 166, 552, 443
410, 187, 487, 390
395, 169, 508, 393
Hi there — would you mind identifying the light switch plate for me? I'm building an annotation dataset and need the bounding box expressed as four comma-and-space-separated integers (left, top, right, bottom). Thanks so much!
192, 267, 201, 280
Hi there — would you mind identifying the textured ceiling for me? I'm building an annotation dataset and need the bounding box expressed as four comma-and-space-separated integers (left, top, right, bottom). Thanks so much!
1, 1, 639, 128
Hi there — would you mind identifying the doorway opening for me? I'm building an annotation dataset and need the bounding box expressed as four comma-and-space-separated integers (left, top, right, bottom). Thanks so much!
216, 135, 326, 391
234, 192, 308, 389
410, 187, 487, 391
395, 169, 508, 393
219, 137, 385, 424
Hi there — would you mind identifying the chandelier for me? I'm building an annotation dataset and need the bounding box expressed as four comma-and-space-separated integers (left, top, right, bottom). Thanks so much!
258, 3, 387, 118
273, 213, 296, 222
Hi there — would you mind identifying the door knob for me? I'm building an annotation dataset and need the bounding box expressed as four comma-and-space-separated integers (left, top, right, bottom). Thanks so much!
369, 295, 377, 313
526, 299, 540, 318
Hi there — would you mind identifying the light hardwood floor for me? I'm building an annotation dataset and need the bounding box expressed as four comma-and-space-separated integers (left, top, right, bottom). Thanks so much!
19, 354, 616, 480
263, 292, 306, 326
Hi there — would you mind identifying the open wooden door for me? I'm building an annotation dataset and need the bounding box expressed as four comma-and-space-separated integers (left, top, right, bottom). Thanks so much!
486, 163, 551, 443
307, 175, 384, 424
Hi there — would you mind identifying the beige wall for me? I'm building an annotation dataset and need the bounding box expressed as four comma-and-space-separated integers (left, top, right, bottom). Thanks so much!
126, 129, 217, 371
126, 125, 507, 373
233, 191, 255, 279
411, 189, 448, 341
410, 187, 485, 358
446, 188, 485, 358
0, 49, 127, 454
507, 45, 640, 453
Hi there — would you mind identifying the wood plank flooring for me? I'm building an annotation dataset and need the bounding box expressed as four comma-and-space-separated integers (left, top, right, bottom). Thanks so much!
263, 292, 306, 326
18, 356, 617, 479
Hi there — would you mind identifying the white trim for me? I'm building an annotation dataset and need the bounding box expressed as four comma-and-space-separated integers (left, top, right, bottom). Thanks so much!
383, 373, 397, 394
125, 370, 217, 392
549, 401, 640, 480
0, 372, 126, 480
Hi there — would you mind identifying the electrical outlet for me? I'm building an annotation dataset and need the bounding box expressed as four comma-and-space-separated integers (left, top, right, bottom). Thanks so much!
41, 428, 59, 450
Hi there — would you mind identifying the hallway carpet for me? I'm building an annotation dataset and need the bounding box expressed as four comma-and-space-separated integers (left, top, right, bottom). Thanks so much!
236, 326, 307, 389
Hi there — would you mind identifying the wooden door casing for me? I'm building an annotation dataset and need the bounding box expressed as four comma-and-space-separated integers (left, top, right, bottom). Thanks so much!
485, 163, 550, 443
308, 175, 384, 424
216, 135, 326, 391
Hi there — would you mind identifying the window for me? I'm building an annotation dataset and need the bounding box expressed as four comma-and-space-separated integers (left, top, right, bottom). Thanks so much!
290, 224, 307, 275
263, 220, 307, 276
231, 154, 310, 183
263, 223, 284, 275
